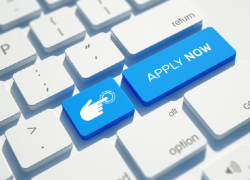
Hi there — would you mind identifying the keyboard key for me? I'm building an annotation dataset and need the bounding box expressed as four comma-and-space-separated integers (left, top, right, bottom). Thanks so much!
130, 0, 163, 9
0, 81, 20, 128
123, 27, 236, 106
184, 62, 250, 139
0, 150, 13, 180
30, 7, 86, 52
63, 78, 134, 140
5, 110, 72, 172
0, 28, 37, 76
77, 0, 131, 30
0, 0, 41, 30
203, 144, 250, 180
65, 33, 124, 82
44, 0, 74, 9
111, 0, 203, 58
33, 139, 136, 180
117, 101, 206, 179
13, 56, 74, 110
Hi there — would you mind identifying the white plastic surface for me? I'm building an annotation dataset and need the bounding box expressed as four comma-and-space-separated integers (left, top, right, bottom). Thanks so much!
129, 0, 164, 9
117, 101, 207, 179
0, 150, 13, 180
5, 110, 72, 172
1, 0, 250, 180
0, 0, 41, 30
30, 7, 86, 52
65, 33, 124, 82
184, 62, 250, 139
0, 28, 37, 76
32, 139, 136, 180
77, 0, 131, 30
203, 144, 250, 180
0, 82, 20, 128
111, 0, 203, 58
44, 0, 74, 9
13, 56, 74, 110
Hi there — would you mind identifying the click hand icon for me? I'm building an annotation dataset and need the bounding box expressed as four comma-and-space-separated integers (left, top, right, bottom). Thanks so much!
80, 91, 115, 121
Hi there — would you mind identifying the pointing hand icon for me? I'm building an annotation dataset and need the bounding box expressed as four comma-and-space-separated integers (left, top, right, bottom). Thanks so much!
80, 97, 108, 121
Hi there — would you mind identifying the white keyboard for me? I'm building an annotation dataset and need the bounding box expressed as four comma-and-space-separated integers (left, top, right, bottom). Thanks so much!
1, 0, 250, 180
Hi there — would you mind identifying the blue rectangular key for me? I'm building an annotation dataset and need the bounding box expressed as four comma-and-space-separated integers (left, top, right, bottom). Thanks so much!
123, 27, 236, 106
62, 78, 134, 140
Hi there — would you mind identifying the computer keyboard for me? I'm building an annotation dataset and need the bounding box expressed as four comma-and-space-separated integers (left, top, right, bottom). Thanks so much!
1, 0, 250, 180
13, 56, 75, 110
117, 101, 207, 179
0, 0, 41, 30
65, 33, 125, 82
5, 110, 73, 172
0, 28, 37, 76
111, 0, 203, 59
30, 6, 86, 52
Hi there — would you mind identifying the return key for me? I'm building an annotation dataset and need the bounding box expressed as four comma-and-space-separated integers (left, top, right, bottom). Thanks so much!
123, 27, 236, 106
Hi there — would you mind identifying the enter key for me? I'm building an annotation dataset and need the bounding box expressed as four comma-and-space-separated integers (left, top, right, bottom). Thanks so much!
123, 27, 236, 106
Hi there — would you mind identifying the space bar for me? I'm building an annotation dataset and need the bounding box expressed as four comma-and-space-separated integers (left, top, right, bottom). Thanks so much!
111, 0, 203, 58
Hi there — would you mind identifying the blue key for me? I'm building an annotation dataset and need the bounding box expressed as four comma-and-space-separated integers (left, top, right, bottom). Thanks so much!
123, 27, 236, 106
62, 78, 134, 140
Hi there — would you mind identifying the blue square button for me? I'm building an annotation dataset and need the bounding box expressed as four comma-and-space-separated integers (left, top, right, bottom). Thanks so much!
63, 78, 134, 140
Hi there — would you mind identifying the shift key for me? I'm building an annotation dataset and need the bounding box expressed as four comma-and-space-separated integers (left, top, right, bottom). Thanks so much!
123, 27, 236, 106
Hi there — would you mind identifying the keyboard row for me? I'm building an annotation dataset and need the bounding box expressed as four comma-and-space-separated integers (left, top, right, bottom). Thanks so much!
1, 25, 240, 138
1, 102, 250, 179
0, 0, 202, 75
0, 0, 163, 31
2, 46, 250, 178
3, 25, 250, 178
0, 0, 188, 31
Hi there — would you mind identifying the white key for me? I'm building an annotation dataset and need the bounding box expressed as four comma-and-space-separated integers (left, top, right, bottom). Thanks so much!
0, 81, 20, 128
65, 33, 124, 82
184, 62, 250, 139
32, 139, 136, 180
30, 7, 86, 52
77, 0, 131, 30
44, 0, 74, 9
0, 28, 37, 76
5, 110, 72, 172
0, 150, 13, 180
203, 144, 250, 180
117, 101, 207, 180
0, 0, 41, 30
111, 0, 203, 58
13, 56, 74, 110
129, 0, 163, 9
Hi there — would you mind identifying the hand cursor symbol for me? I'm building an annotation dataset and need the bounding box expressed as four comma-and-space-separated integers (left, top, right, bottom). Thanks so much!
80, 97, 108, 121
